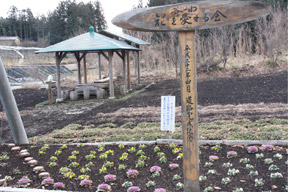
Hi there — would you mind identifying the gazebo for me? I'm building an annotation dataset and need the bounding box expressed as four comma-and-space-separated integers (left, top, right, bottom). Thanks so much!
36, 26, 140, 100
99, 30, 150, 86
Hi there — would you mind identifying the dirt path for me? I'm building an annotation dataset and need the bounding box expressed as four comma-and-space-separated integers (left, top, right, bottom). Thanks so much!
0, 71, 287, 143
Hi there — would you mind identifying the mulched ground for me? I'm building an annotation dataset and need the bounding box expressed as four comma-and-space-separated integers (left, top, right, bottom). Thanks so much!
0, 71, 287, 144
0, 71, 287, 112
0, 144, 287, 191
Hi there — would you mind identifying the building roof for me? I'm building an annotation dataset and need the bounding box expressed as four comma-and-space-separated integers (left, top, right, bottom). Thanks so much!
99, 30, 150, 45
35, 27, 139, 54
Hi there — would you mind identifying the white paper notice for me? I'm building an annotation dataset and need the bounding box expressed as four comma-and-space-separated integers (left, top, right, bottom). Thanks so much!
161, 96, 176, 132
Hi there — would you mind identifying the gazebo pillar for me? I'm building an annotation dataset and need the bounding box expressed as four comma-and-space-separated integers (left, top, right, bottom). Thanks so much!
108, 50, 114, 99
121, 50, 127, 94
136, 46, 140, 85
127, 51, 131, 90
98, 53, 101, 79
55, 52, 66, 100
83, 54, 88, 84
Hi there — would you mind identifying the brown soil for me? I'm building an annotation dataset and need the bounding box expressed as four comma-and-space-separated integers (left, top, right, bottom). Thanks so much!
0, 71, 287, 143
0, 144, 287, 191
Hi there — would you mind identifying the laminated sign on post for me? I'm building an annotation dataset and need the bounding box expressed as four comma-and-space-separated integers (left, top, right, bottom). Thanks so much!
161, 96, 176, 132
113, 1, 270, 191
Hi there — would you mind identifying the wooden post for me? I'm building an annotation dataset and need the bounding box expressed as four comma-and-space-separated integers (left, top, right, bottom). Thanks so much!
48, 82, 53, 104
179, 31, 199, 192
108, 50, 114, 99
83, 54, 88, 84
56, 52, 61, 99
77, 59, 81, 84
127, 51, 131, 90
98, 53, 101, 79
136, 46, 141, 85
122, 50, 127, 94
112, 2, 270, 192
55, 52, 66, 100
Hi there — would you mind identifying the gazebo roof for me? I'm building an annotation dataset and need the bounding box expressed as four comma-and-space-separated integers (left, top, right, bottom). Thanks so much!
99, 30, 150, 45
35, 27, 139, 54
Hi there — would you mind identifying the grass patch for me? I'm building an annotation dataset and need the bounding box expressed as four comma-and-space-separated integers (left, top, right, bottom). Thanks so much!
29, 118, 288, 144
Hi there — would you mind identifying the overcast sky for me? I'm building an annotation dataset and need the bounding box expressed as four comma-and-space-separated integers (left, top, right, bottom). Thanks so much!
0, 0, 149, 32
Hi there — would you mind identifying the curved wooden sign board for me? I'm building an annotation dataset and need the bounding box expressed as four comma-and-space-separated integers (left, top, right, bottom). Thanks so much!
112, 1, 270, 31
113, 1, 270, 192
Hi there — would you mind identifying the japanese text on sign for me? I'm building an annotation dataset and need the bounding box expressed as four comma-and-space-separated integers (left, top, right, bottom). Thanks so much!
161, 96, 176, 132
153, 5, 227, 27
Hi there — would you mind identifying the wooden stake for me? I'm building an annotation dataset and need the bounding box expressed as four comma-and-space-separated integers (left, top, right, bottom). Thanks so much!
179, 31, 200, 192
48, 82, 53, 104
136, 46, 141, 85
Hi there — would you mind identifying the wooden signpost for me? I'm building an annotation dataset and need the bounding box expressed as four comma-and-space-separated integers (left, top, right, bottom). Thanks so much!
112, 1, 270, 191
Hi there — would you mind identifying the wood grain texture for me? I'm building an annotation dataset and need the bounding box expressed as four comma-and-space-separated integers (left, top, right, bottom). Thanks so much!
112, 1, 270, 31
179, 31, 200, 192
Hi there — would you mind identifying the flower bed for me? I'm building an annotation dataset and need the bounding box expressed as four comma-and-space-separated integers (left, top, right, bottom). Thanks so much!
0, 144, 287, 191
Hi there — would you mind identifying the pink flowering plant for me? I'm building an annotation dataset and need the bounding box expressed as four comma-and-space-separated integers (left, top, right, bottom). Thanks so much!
97, 183, 111, 192
154, 188, 166, 192
41, 177, 54, 186
169, 163, 179, 170
209, 155, 219, 161
127, 186, 141, 192
127, 169, 139, 178
53, 182, 65, 189
80, 179, 92, 187
150, 166, 161, 173
247, 146, 258, 153
263, 144, 273, 151
104, 174, 116, 182
227, 151, 238, 158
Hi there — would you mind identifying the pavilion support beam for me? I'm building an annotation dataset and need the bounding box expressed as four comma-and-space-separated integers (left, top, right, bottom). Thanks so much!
121, 50, 127, 94
98, 53, 101, 79
136, 45, 140, 85
127, 50, 131, 90
83, 54, 87, 84
108, 50, 114, 99
74, 52, 87, 85
56, 51, 67, 100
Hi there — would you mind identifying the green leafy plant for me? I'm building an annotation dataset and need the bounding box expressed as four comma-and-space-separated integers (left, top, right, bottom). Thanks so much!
268, 164, 279, 171
239, 158, 250, 164
99, 166, 107, 174
136, 150, 145, 156
270, 172, 283, 179
159, 156, 167, 163
0, 152, 9, 161
68, 162, 79, 168
122, 181, 133, 188
176, 182, 184, 190
128, 147, 136, 153
154, 146, 160, 152
207, 169, 217, 175
264, 158, 273, 164
232, 188, 244, 192
222, 162, 233, 168
169, 143, 176, 149
136, 160, 145, 168
99, 153, 108, 160
254, 178, 265, 187
227, 168, 239, 176
255, 153, 264, 159
77, 143, 85, 148
245, 164, 254, 169
71, 150, 79, 155
85, 162, 94, 168
204, 186, 213, 192
54, 150, 62, 156
13, 168, 22, 175
118, 164, 126, 170
146, 180, 155, 187
249, 170, 258, 176
199, 175, 207, 182
204, 162, 214, 168
68, 155, 77, 161
103, 161, 114, 168
211, 145, 222, 152
85, 154, 96, 161
118, 144, 125, 149
273, 153, 283, 159
80, 167, 90, 174
60, 145, 67, 150
172, 174, 181, 180
139, 144, 147, 150
221, 177, 231, 185
50, 156, 57, 162
59, 167, 71, 174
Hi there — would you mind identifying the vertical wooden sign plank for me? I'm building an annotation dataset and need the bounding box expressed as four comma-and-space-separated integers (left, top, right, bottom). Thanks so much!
179, 30, 200, 192
127, 51, 131, 90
